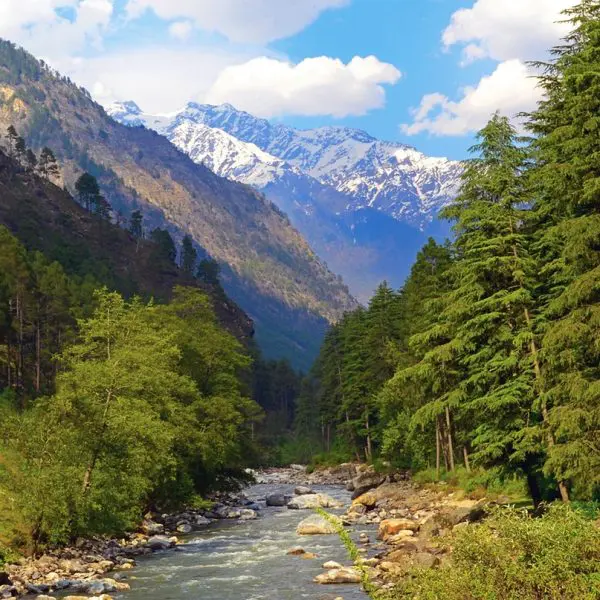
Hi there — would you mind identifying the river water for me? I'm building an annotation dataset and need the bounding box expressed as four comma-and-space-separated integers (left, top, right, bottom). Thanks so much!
118, 483, 370, 600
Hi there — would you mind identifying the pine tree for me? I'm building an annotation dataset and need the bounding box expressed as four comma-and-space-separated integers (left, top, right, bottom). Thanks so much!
25, 149, 37, 173
128, 210, 143, 239
527, 0, 600, 498
38, 147, 59, 180
14, 135, 26, 164
197, 258, 220, 285
378, 239, 453, 469
5, 125, 18, 157
150, 228, 177, 265
75, 173, 101, 212
180, 234, 197, 276
94, 195, 112, 221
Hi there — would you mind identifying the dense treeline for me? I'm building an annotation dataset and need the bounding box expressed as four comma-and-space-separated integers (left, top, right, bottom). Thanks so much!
0, 137, 277, 555
296, 3, 600, 503
0, 225, 261, 552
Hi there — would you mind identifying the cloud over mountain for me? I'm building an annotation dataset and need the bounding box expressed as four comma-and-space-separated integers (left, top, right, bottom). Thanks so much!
205, 55, 402, 118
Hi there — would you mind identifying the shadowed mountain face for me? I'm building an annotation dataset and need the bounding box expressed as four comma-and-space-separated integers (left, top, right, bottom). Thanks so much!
0, 40, 357, 371
0, 148, 254, 342
110, 101, 462, 301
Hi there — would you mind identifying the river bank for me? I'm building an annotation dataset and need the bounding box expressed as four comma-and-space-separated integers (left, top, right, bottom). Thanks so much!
0, 465, 493, 600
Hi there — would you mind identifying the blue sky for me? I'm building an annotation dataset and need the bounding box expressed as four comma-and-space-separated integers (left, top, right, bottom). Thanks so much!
1, 0, 574, 159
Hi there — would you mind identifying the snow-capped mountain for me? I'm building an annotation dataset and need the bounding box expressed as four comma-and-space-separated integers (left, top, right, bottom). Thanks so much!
108, 101, 463, 300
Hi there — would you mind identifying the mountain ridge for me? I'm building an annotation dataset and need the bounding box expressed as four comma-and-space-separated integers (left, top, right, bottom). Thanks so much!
0, 39, 356, 369
109, 100, 463, 300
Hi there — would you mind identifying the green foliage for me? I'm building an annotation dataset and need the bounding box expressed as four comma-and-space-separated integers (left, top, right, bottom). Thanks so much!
150, 228, 177, 265
390, 504, 600, 600
413, 467, 528, 501
180, 235, 197, 276
75, 172, 101, 212
0, 287, 261, 546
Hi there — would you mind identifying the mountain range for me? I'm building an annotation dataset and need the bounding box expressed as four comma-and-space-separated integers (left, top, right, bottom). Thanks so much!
0, 40, 356, 370
109, 101, 463, 301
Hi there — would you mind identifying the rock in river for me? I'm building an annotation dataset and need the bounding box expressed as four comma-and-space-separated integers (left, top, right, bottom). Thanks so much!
296, 514, 341, 535
146, 536, 173, 550
287, 494, 343, 510
314, 567, 362, 584
266, 493, 288, 507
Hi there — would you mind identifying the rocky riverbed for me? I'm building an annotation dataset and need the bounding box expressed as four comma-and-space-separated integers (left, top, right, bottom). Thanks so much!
1, 464, 492, 599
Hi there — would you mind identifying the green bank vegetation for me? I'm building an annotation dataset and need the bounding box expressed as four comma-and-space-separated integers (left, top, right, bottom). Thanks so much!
293, 2, 600, 508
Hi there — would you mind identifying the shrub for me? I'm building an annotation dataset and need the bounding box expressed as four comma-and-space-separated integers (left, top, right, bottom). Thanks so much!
390, 503, 600, 600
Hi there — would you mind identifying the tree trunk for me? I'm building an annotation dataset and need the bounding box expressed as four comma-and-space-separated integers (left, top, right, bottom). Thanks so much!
511, 233, 570, 503
435, 418, 441, 479
463, 446, 471, 472
445, 406, 455, 471
525, 470, 543, 508
35, 319, 41, 393
523, 306, 570, 502
440, 420, 449, 472
365, 411, 372, 461
82, 389, 113, 496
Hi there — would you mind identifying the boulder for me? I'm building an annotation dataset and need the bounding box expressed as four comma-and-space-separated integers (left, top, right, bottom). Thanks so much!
193, 515, 212, 528
412, 552, 440, 569
350, 470, 387, 500
287, 493, 343, 510
296, 514, 341, 535
442, 504, 486, 527
239, 509, 258, 520
0, 574, 10, 586
386, 530, 416, 544
378, 518, 419, 540
266, 493, 287, 507
314, 567, 361, 584
146, 536, 173, 551
322, 561, 343, 569
352, 491, 377, 508
176, 523, 193, 534
294, 486, 313, 495
286, 546, 307, 555
141, 520, 164, 535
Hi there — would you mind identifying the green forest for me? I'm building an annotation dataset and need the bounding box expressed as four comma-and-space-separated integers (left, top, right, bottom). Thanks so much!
1, 2, 600, 598
292, 2, 600, 507
0, 132, 299, 557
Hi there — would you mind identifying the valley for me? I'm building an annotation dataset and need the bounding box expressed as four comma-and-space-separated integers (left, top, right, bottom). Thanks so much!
109, 101, 462, 301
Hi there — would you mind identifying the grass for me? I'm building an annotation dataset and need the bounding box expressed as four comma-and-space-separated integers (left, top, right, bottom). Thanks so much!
413, 466, 529, 504
387, 503, 600, 600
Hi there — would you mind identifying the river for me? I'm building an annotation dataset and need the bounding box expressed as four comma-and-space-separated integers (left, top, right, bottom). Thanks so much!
118, 483, 371, 600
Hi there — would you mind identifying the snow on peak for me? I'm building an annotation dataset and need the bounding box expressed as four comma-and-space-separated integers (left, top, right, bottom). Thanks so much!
109, 101, 463, 228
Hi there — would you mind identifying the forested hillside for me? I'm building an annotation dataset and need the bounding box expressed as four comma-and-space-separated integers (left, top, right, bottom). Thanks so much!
0, 40, 357, 370
0, 141, 270, 555
295, 2, 600, 506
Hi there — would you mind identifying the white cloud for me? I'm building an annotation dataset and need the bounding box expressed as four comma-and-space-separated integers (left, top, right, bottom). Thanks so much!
403, 0, 578, 137
57, 47, 254, 113
205, 55, 401, 118
125, 0, 349, 44
443, 0, 576, 64
0, 0, 114, 58
402, 59, 542, 136
168, 20, 193, 41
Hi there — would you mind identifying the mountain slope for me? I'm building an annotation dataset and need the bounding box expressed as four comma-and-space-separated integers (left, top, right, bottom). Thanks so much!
114, 101, 462, 228
0, 40, 357, 369
110, 101, 462, 300
0, 147, 253, 341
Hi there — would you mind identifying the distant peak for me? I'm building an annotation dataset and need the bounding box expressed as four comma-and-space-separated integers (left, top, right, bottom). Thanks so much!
109, 100, 142, 115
